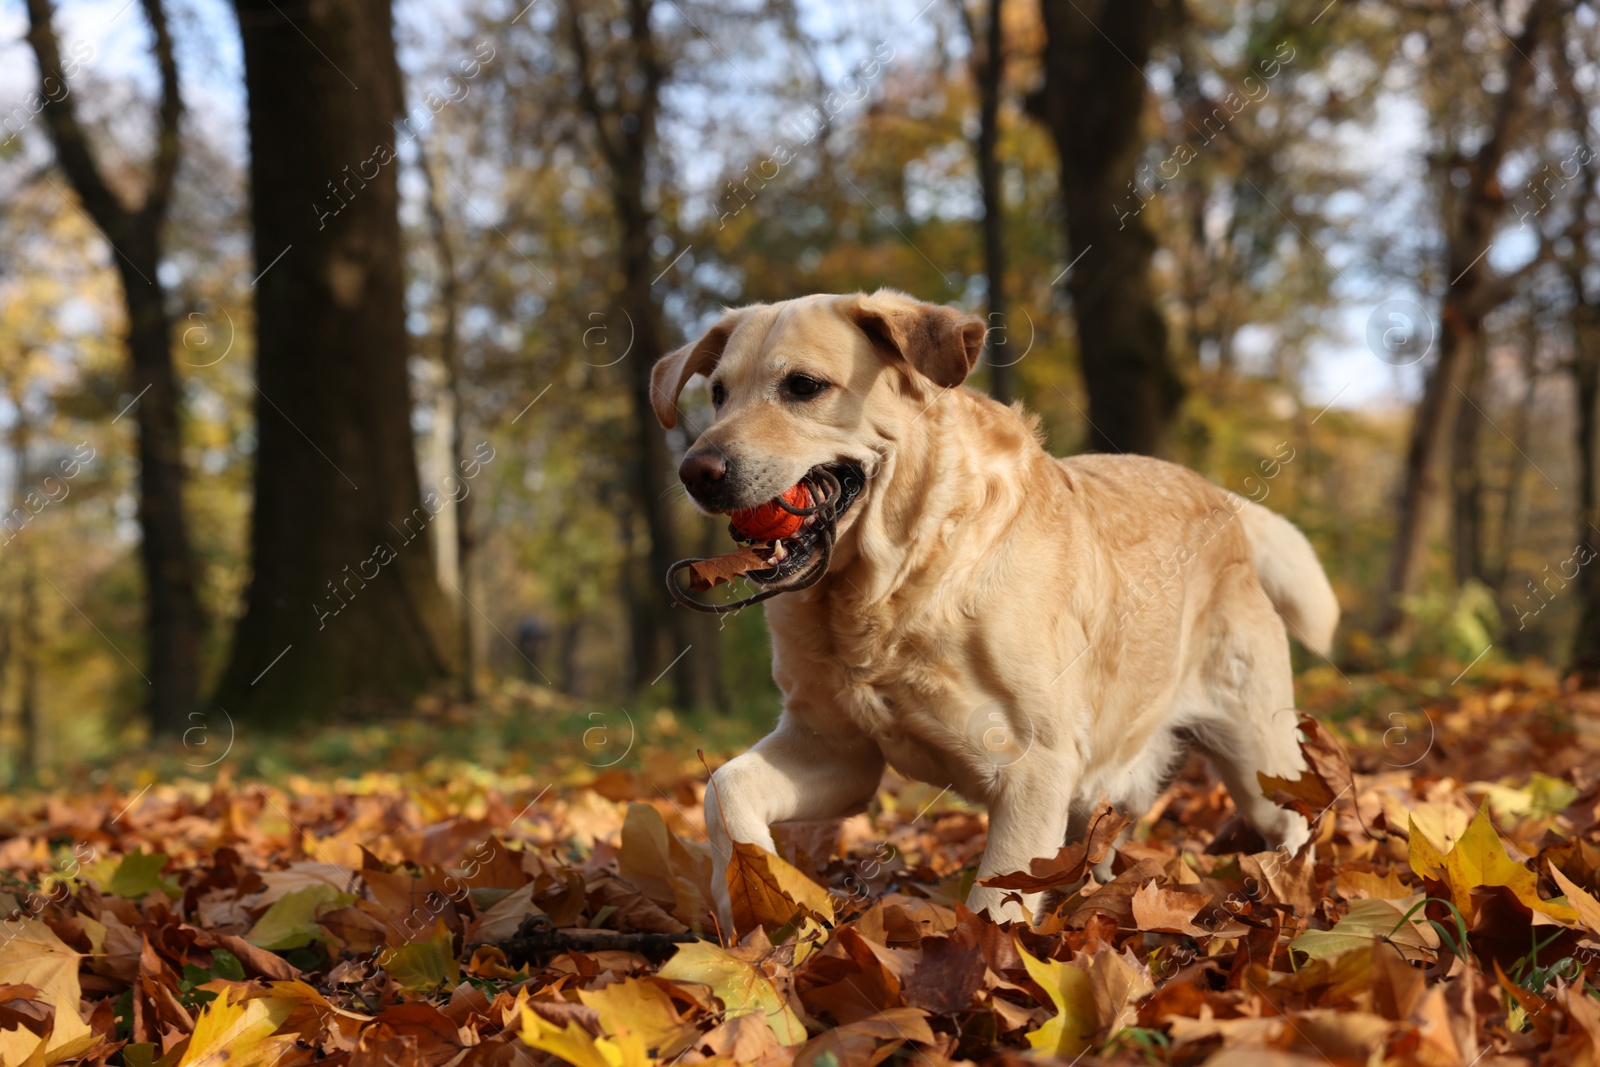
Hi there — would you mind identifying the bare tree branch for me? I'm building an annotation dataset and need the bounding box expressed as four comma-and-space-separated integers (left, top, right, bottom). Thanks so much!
562, 0, 625, 174
23, 0, 125, 237
140, 0, 184, 228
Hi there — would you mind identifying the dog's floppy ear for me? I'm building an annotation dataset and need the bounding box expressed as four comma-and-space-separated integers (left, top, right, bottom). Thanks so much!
651, 311, 742, 429
844, 289, 987, 388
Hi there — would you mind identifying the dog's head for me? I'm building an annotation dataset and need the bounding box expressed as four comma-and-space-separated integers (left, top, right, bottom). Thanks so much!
651, 289, 986, 585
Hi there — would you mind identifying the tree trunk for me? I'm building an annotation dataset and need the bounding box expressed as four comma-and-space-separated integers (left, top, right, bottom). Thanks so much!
620, 216, 720, 710
1450, 333, 1487, 588
419, 137, 477, 701
967, 0, 1011, 404
123, 269, 205, 734
1379, 313, 1476, 640
1488, 318, 1538, 595
1034, 0, 1180, 455
217, 0, 453, 720
2, 379, 32, 782
1570, 311, 1600, 680
564, 0, 720, 711
26, 0, 205, 736
1378, 0, 1559, 639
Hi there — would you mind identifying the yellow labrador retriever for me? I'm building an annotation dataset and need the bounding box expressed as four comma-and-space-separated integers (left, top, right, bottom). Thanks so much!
651, 289, 1339, 927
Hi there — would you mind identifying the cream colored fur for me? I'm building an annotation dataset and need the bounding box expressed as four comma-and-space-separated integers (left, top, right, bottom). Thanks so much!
653, 290, 1340, 928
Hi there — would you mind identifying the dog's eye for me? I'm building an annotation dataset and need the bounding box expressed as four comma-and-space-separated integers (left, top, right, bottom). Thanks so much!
784, 374, 828, 399
711, 381, 726, 407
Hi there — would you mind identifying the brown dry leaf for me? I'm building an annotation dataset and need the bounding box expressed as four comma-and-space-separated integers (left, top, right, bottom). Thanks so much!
617, 802, 715, 929
725, 839, 834, 937
1083, 946, 1153, 1035
793, 1007, 934, 1067
688, 544, 773, 591
903, 922, 986, 1014
1257, 714, 1349, 821
979, 804, 1129, 892
1129, 881, 1214, 936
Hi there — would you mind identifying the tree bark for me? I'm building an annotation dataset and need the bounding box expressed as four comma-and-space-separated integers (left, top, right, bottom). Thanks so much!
2, 376, 33, 782
1033, 0, 1181, 455
217, 0, 453, 720
1378, 0, 1559, 640
960, 0, 1011, 404
25, 0, 205, 736
1488, 321, 1537, 596
418, 137, 477, 701
564, 0, 720, 711
1570, 310, 1600, 679
1450, 334, 1487, 589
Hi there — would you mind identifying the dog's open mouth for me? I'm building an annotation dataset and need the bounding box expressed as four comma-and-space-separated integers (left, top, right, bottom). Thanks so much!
666, 462, 866, 613
733, 462, 866, 586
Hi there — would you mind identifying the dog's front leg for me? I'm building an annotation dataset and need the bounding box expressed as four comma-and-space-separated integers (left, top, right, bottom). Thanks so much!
965, 769, 1074, 925
703, 720, 884, 934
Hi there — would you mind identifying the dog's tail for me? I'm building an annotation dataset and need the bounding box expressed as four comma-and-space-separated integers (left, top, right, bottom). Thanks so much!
1237, 499, 1339, 657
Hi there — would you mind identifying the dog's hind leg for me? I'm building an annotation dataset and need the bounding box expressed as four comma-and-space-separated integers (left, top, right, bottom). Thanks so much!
704, 719, 885, 934
1188, 569, 1312, 855
964, 764, 1075, 925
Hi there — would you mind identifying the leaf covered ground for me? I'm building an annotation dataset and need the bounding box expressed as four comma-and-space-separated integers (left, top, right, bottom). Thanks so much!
5, 664, 1600, 1066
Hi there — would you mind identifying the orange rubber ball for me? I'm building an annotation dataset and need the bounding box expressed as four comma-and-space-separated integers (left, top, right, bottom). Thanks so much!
729, 483, 812, 541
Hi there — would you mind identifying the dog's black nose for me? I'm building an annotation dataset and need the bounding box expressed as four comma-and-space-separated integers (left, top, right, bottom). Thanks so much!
679, 450, 727, 500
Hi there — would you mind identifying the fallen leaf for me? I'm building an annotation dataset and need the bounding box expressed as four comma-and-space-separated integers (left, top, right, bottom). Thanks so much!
176, 988, 294, 1067
1291, 896, 1436, 963
0, 920, 92, 1055
1409, 806, 1578, 923
380, 919, 460, 993
105, 851, 178, 900
1547, 861, 1600, 933
579, 976, 696, 1057
726, 839, 834, 938
1017, 947, 1096, 1058
658, 940, 805, 1046
980, 804, 1129, 891
246, 884, 355, 950
689, 544, 773, 590
520, 1004, 654, 1067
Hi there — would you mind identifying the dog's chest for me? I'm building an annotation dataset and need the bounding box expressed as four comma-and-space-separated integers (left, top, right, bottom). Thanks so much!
773, 590, 1003, 794
820, 615, 996, 795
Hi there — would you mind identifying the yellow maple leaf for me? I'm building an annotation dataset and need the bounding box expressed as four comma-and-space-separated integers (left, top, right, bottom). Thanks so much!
0, 919, 97, 1058
0, 1024, 44, 1067
578, 977, 695, 1058
1408, 806, 1578, 923
1018, 946, 1097, 1058
658, 940, 806, 1046
519, 1005, 655, 1067
177, 989, 295, 1067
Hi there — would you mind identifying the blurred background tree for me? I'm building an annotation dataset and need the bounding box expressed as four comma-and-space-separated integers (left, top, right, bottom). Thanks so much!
4, 0, 1600, 778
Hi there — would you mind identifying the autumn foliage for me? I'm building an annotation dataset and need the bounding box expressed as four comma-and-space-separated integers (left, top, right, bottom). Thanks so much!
3, 664, 1600, 1065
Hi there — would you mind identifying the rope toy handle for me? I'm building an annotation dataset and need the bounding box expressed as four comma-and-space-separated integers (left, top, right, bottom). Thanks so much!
665, 467, 844, 614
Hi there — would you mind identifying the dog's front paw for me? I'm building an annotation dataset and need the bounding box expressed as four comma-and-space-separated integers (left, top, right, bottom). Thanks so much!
964, 884, 1037, 926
